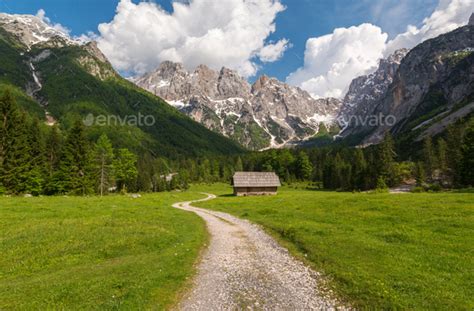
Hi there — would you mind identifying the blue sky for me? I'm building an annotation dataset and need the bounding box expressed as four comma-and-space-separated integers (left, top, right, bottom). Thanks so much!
0, 0, 441, 83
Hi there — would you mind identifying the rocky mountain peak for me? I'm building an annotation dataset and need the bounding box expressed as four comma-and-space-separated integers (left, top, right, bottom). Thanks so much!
156, 61, 186, 79
251, 75, 272, 92
469, 12, 474, 26
135, 62, 342, 150
83, 41, 108, 63
337, 48, 409, 137
0, 12, 75, 49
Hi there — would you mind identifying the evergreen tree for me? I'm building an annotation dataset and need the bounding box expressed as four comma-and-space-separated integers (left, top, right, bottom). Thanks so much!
422, 136, 437, 180
377, 132, 397, 186
24, 118, 46, 195
43, 125, 62, 194
94, 134, 115, 196
296, 151, 313, 180
0, 91, 31, 194
437, 138, 448, 174
114, 148, 138, 192
415, 162, 426, 186
56, 120, 94, 195
446, 124, 463, 186
460, 121, 474, 186
235, 156, 243, 172
352, 148, 368, 190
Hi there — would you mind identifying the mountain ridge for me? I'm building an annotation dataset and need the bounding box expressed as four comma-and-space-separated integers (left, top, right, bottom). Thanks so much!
135, 61, 341, 150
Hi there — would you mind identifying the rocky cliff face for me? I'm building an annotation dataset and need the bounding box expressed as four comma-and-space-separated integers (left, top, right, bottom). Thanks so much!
338, 24, 474, 145
136, 62, 341, 150
338, 49, 408, 137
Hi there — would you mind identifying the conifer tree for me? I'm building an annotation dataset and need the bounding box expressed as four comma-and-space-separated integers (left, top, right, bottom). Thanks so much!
460, 121, 474, 186
377, 132, 397, 186
437, 138, 448, 174
422, 136, 437, 180
43, 125, 62, 194
24, 118, 46, 195
113, 148, 138, 192
0, 91, 31, 194
56, 120, 94, 195
235, 156, 243, 172
94, 134, 115, 196
352, 148, 368, 190
446, 124, 463, 186
296, 151, 313, 180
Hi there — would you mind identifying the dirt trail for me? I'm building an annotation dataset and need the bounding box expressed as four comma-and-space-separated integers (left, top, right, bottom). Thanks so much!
173, 193, 342, 310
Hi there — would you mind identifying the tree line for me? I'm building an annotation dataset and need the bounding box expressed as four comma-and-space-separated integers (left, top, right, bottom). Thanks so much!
0, 91, 139, 195
1, 90, 472, 195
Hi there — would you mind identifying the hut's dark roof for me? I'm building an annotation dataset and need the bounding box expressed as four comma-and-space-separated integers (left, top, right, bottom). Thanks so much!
233, 172, 281, 187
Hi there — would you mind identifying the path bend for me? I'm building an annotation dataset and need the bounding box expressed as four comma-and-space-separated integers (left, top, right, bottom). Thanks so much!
173, 193, 342, 310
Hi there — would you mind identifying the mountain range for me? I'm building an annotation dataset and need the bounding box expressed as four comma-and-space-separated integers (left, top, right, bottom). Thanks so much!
134, 14, 473, 150
0, 11, 473, 155
135, 63, 341, 150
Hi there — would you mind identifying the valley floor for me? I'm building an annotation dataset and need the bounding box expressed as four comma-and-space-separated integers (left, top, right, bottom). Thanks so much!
0, 186, 472, 309
193, 184, 474, 309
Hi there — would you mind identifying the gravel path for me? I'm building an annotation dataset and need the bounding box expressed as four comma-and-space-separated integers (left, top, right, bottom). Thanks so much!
173, 193, 343, 310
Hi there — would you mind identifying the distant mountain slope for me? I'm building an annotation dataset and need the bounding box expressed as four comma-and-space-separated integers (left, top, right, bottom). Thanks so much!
135, 62, 341, 150
0, 13, 243, 157
338, 22, 474, 147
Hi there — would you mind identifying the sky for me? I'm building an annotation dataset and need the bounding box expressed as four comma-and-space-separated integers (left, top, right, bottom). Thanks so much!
1, 0, 473, 98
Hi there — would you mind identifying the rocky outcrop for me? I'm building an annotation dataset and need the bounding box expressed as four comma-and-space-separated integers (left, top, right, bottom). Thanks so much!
338, 24, 474, 145
135, 62, 341, 149
77, 41, 117, 80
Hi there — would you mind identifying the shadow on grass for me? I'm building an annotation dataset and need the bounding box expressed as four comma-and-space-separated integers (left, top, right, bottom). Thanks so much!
218, 194, 235, 198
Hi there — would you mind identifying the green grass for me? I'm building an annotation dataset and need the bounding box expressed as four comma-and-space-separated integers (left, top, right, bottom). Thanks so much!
0, 192, 208, 310
193, 184, 474, 309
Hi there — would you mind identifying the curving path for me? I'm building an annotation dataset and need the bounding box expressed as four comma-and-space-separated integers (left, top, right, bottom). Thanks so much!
173, 193, 343, 310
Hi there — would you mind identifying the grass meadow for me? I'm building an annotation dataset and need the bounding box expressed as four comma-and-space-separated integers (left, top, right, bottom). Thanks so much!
194, 184, 474, 309
1, 185, 472, 309
0, 192, 207, 310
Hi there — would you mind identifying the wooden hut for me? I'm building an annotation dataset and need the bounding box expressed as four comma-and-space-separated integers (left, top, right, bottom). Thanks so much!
232, 172, 281, 196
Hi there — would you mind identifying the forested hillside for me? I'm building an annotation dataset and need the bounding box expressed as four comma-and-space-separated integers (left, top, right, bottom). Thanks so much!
0, 27, 243, 158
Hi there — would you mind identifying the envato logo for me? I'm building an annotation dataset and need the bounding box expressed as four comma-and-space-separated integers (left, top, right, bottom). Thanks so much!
83, 113, 156, 127
336, 113, 397, 128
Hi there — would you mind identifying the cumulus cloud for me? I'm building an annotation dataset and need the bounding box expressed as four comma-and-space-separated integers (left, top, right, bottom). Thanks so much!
36, 9, 70, 35
286, 24, 387, 99
287, 0, 473, 99
97, 0, 288, 77
385, 0, 474, 55
258, 39, 291, 62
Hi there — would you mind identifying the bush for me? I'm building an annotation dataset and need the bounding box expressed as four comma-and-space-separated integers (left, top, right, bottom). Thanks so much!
375, 177, 389, 193
411, 186, 425, 193
428, 184, 442, 192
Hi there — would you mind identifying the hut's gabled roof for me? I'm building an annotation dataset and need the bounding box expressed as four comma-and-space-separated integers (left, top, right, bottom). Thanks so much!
233, 172, 281, 187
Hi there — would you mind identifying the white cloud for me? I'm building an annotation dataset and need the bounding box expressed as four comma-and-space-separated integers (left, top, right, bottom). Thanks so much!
97, 0, 287, 77
286, 23, 387, 99
258, 39, 290, 62
287, 0, 473, 99
385, 0, 474, 55
36, 9, 70, 35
